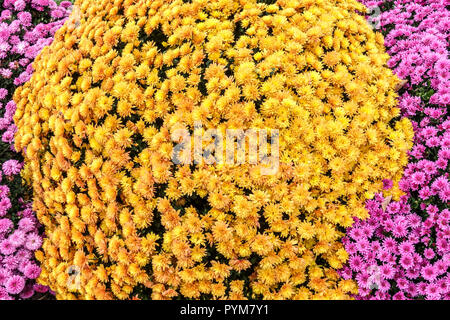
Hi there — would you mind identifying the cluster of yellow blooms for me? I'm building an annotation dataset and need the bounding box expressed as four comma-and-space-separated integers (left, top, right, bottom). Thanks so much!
14, 0, 413, 299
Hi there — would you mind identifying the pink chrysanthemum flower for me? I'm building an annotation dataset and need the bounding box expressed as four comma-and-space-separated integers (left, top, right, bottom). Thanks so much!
4, 275, 25, 295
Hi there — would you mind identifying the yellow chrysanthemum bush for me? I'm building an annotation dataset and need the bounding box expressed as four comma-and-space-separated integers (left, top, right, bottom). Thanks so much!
13, 0, 413, 299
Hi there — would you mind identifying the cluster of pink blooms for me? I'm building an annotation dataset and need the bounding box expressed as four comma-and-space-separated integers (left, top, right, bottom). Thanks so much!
342, 0, 450, 300
0, 0, 72, 145
0, 205, 48, 299
341, 194, 450, 299
0, 0, 71, 300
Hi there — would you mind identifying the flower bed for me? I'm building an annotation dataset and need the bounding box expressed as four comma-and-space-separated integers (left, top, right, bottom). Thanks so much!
341, 0, 449, 300
13, 0, 413, 300
0, 0, 70, 300
0, 0, 447, 301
